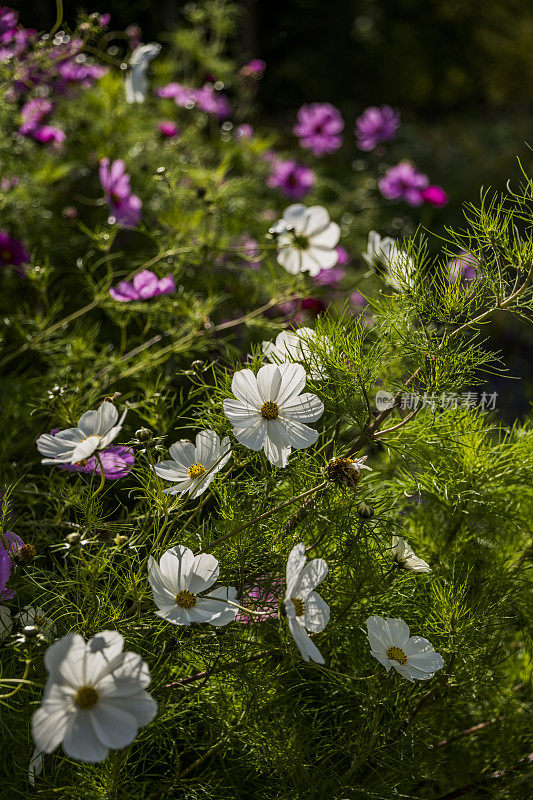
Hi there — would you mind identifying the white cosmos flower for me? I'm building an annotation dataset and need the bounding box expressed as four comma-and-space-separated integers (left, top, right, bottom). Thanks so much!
36, 401, 126, 466
362, 230, 415, 290
16, 606, 55, 637
31, 630, 157, 762
391, 536, 431, 573
223, 363, 324, 468
153, 430, 231, 499
148, 545, 238, 627
262, 327, 327, 379
284, 543, 330, 664
125, 43, 162, 103
366, 615, 444, 682
276, 204, 340, 276
0, 604, 12, 639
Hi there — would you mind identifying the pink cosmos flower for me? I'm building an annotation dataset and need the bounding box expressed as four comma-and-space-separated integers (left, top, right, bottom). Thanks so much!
109, 269, 176, 302
355, 105, 400, 151
267, 159, 315, 199
294, 103, 344, 157
31, 125, 65, 145
158, 121, 179, 138
350, 291, 368, 309
421, 184, 449, 208
99, 158, 142, 227
314, 267, 345, 287
0, 230, 29, 274
240, 59, 266, 78
235, 123, 254, 139
56, 60, 108, 93
335, 245, 350, 266
1, 531, 24, 599
156, 82, 197, 107
19, 98, 53, 135
379, 161, 429, 206
195, 85, 232, 118
58, 445, 134, 479
448, 251, 478, 284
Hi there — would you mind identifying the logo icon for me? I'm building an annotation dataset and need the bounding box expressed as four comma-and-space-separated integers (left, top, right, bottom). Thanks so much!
375, 389, 395, 411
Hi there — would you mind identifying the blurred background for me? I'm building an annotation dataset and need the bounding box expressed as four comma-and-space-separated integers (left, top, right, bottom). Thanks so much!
15, 0, 533, 206
10, 0, 533, 417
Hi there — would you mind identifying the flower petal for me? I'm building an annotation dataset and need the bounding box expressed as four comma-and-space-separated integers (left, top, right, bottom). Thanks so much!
296, 558, 328, 598
256, 364, 282, 403
285, 543, 306, 596
62, 712, 109, 762
154, 460, 189, 482
281, 392, 324, 423
168, 440, 196, 470
288, 617, 324, 664
231, 369, 262, 407
276, 363, 307, 405
279, 417, 319, 450
31, 685, 74, 754
233, 418, 267, 451
159, 545, 195, 591
194, 429, 221, 466
303, 591, 330, 632
189, 553, 219, 593
223, 399, 260, 427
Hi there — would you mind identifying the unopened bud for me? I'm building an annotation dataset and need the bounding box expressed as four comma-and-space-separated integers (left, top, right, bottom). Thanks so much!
22, 625, 39, 638
135, 427, 152, 442
114, 534, 129, 547
66, 532, 81, 545
13, 543, 36, 565
357, 501, 374, 519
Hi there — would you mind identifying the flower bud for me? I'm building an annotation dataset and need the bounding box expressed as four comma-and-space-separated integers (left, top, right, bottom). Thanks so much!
13, 543, 36, 565
135, 427, 152, 442
66, 532, 81, 545
114, 534, 129, 547
22, 624, 39, 638
357, 501, 374, 519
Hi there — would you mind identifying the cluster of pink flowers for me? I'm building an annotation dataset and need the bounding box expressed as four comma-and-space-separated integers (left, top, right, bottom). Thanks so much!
99, 158, 142, 227
379, 161, 448, 208
0, 6, 107, 146
157, 81, 232, 119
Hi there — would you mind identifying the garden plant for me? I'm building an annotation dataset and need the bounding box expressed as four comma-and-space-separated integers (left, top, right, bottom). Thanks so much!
0, 3, 532, 799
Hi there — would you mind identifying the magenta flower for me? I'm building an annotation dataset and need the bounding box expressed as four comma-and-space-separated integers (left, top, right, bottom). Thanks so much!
158, 121, 179, 138
99, 158, 142, 227
32, 125, 65, 145
195, 85, 232, 118
1, 531, 24, 599
350, 291, 368, 309
0, 230, 29, 274
58, 445, 134, 480
448, 252, 478, 284
335, 245, 350, 266
276, 296, 326, 325
235, 123, 254, 139
19, 98, 53, 134
379, 161, 429, 206
156, 82, 196, 107
57, 60, 107, 92
240, 59, 266, 78
110, 269, 176, 302
267, 159, 315, 199
421, 184, 449, 208
294, 103, 344, 157
355, 105, 400, 151
313, 266, 345, 287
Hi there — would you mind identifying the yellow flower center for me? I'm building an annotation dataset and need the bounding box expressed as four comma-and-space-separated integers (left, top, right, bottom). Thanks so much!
291, 597, 305, 617
387, 646, 407, 665
261, 401, 279, 420
175, 590, 197, 609
75, 685, 99, 710
188, 462, 206, 479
